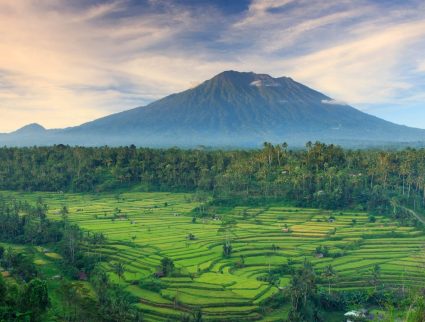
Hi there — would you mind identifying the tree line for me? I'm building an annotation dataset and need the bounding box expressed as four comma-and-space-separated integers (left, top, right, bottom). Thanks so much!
1, 143, 425, 218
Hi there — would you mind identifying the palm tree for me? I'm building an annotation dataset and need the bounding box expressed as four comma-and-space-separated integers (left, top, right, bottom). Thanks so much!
262, 142, 274, 167
322, 265, 336, 295
371, 264, 381, 290
90, 232, 105, 261
192, 308, 203, 322
113, 262, 125, 284
60, 205, 69, 221
390, 197, 399, 216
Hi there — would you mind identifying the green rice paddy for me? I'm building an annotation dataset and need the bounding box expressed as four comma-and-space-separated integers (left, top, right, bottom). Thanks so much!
3, 191, 425, 321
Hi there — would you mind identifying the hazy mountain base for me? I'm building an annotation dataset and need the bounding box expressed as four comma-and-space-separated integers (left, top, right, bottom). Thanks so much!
2, 71, 425, 147
2, 128, 425, 149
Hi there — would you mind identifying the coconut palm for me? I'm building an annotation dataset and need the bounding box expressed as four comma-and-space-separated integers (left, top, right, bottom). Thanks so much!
322, 265, 336, 295
113, 262, 125, 284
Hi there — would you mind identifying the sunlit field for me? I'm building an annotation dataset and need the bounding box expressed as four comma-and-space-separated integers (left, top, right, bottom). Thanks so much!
3, 191, 425, 321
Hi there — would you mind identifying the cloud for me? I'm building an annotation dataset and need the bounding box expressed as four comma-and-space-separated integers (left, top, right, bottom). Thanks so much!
0, 0, 425, 131
280, 19, 425, 105
0, 0, 221, 131
418, 61, 425, 72
321, 99, 348, 106
235, 0, 295, 27
223, 0, 425, 108
250, 79, 281, 87
78, 0, 127, 21
228, 0, 374, 53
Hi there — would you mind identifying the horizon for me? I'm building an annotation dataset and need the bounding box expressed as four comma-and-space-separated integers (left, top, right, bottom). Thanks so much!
1, 0, 425, 132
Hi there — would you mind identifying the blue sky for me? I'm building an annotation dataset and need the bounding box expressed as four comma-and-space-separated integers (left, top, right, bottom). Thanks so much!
0, 0, 424, 131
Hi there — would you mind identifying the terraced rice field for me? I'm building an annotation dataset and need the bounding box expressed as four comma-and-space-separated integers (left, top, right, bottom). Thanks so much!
3, 191, 425, 321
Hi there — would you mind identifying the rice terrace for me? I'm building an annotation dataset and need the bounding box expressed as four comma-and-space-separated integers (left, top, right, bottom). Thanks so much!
2, 1, 425, 320
2, 189, 425, 321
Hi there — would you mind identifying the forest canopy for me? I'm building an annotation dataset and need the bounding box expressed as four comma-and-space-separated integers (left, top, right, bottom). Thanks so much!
0, 143, 424, 217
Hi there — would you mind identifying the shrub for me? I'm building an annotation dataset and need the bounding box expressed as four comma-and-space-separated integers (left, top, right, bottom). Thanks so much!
139, 277, 167, 292
368, 215, 376, 223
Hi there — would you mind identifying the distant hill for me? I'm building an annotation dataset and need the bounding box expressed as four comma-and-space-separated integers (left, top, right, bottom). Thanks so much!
2, 71, 425, 147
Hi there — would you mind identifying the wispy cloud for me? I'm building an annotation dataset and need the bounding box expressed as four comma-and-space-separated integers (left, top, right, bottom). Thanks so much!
0, 0, 212, 131
418, 61, 425, 72
321, 99, 348, 106
0, 0, 424, 131
223, 0, 425, 107
78, 0, 127, 21
281, 19, 425, 105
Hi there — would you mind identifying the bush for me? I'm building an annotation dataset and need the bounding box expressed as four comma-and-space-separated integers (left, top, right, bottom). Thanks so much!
368, 215, 376, 223
139, 277, 167, 292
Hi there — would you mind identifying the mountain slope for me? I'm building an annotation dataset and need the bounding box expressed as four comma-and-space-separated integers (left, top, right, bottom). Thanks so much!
12, 123, 46, 135
2, 71, 425, 147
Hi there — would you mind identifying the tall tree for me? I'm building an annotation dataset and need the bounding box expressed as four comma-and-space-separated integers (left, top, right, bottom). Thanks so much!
321, 265, 336, 295
113, 262, 125, 284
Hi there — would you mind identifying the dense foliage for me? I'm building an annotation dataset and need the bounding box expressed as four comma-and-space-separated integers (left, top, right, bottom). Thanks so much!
1, 143, 425, 218
0, 244, 49, 321
0, 196, 142, 321
1, 144, 425, 321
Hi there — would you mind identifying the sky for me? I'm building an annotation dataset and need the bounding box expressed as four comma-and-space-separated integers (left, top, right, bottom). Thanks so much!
0, 0, 424, 132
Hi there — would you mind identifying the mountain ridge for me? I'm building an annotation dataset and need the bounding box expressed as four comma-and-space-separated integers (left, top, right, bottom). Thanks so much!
2, 71, 425, 147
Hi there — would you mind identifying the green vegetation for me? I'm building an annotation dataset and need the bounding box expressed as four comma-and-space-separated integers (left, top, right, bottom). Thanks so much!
1, 143, 425, 321
0, 143, 425, 219
1, 190, 424, 321
0, 196, 141, 321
